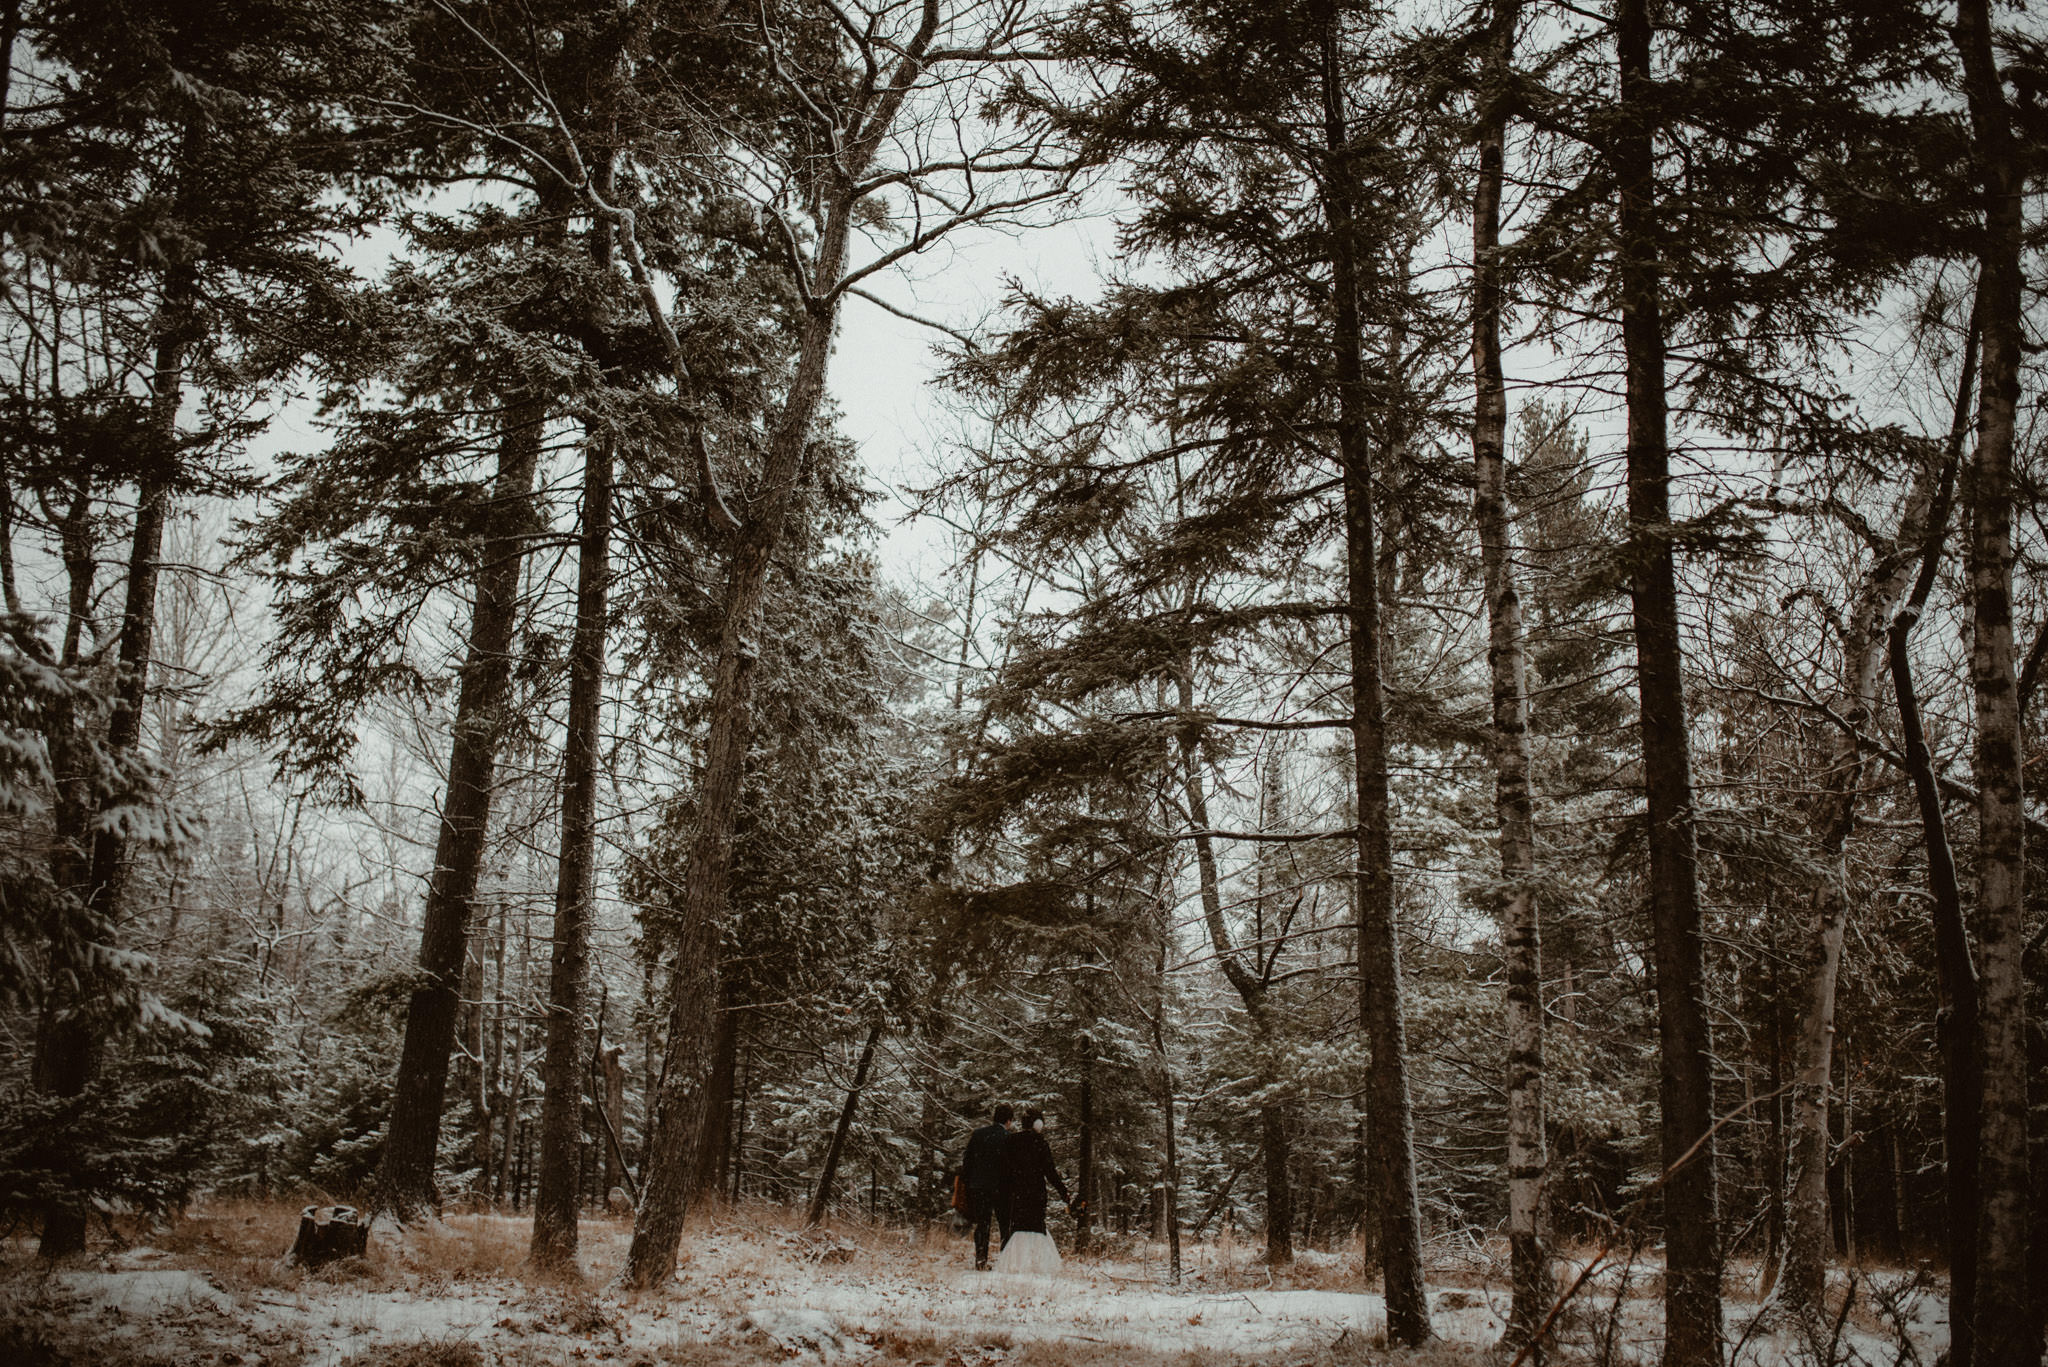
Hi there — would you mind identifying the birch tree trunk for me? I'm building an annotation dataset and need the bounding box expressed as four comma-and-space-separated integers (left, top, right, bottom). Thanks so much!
375, 398, 543, 1222
1777, 464, 1945, 1312
1153, 892, 1182, 1286
1614, 1, 1721, 1358
1470, 0, 1546, 1345
1954, 4, 2031, 1360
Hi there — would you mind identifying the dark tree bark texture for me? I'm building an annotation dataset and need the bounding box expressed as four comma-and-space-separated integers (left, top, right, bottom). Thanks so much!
623, 291, 843, 1288
1890, 451, 1979, 1366
1954, 3, 2031, 1360
1321, 8, 1431, 1344
806, 1022, 882, 1228
530, 429, 615, 1270
375, 403, 543, 1222
1613, 1, 1722, 1359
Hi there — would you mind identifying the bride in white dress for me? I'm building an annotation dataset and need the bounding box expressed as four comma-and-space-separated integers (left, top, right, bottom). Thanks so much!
995, 1107, 1077, 1275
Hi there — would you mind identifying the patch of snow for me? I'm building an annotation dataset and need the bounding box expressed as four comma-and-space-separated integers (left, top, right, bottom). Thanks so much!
244, 1284, 511, 1367
8, 1214, 1953, 1366
743, 1305, 874, 1363
57, 1269, 235, 1318
774, 1260, 1403, 1357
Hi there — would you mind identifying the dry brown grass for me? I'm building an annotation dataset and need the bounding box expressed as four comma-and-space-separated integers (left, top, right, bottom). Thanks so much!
399, 1215, 536, 1284
6, 1197, 1721, 1367
151, 1199, 620, 1295
150, 1197, 305, 1274
853, 1325, 1499, 1367
0, 1270, 309, 1367
0, 1285, 77, 1367
136, 1195, 418, 1300
862, 1327, 1238, 1367
338, 1340, 486, 1367
629, 1342, 788, 1366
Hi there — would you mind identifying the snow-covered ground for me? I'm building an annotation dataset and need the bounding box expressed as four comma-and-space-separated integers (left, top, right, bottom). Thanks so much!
0, 1202, 1946, 1366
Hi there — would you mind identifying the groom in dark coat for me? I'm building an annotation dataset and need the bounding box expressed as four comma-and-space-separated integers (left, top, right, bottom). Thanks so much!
959, 1103, 1015, 1270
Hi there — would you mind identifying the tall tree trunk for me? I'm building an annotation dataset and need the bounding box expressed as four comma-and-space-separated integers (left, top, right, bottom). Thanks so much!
1077, 1049, 1095, 1254
531, 36, 629, 1261
1176, 667, 1293, 1266
1153, 899, 1182, 1286
694, 1000, 740, 1200
1321, 9, 1430, 1344
1761, 901, 1786, 1295
461, 948, 490, 1194
35, 297, 189, 1257
613, 0, 945, 1285
1261, 1105, 1296, 1265
600, 1044, 628, 1197
1773, 738, 1862, 1305
1779, 463, 1947, 1312
530, 427, 615, 1269
806, 1022, 882, 1227
1892, 360, 1979, 1367
1471, 0, 1546, 1344
1614, 2, 1722, 1359
487, 903, 509, 1202
730, 1037, 750, 1203
532, 114, 622, 1261
375, 399, 543, 1222
1955, 4, 2030, 1359
622, 262, 847, 1291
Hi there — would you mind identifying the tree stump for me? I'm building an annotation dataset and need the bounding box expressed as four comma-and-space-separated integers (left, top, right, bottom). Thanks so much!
289, 1205, 369, 1267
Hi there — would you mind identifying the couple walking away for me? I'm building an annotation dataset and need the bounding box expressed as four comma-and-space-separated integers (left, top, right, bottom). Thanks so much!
957, 1103, 1081, 1274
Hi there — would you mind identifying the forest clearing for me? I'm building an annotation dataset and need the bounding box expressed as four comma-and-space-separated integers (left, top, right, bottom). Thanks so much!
1, 1201, 1948, 1366
4, 0, 2046, 1364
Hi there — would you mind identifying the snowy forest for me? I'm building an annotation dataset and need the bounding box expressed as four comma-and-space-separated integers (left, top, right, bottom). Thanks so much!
3, 0, 2046, 1364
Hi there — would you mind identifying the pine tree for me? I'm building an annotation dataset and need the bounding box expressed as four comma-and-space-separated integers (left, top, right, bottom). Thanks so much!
612, 0, 1068, 1289
945, 2, 1468, 1331
5, 0, 385, 1254
228, 204, 576, 1220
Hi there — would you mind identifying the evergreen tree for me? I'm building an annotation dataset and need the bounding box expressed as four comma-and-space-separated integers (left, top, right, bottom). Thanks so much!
3, 0, 387, 1255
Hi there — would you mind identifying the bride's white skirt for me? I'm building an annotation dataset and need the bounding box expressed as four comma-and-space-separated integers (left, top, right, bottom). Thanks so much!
995, 1230, 1062, 1275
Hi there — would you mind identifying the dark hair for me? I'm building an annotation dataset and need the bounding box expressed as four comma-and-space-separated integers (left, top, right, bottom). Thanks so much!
1022, 1106, 1044, 1126
993, 1103, 1015, 1125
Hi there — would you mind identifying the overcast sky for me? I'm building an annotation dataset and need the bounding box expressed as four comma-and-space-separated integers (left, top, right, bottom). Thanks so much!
826, 207, 1120, 583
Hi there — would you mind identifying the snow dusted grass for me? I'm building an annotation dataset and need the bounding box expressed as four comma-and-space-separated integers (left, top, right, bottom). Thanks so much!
0, 1198, 1944, 1366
